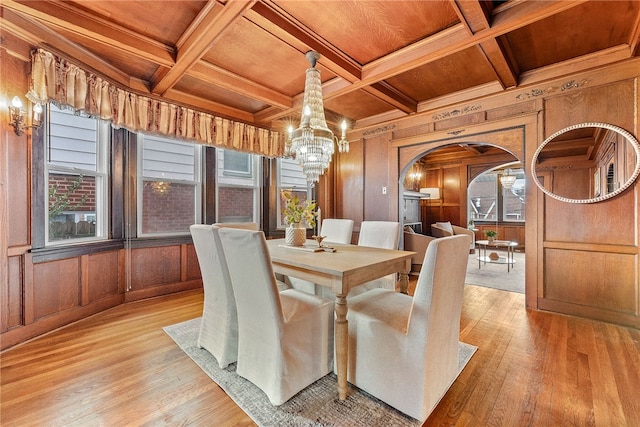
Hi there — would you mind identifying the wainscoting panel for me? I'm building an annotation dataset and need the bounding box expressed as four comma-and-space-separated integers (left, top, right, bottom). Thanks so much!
543, 248, 637, 315
32, 257, 80, 320
86, 251, 121, 304
185, 244, 201, 282
4, 256, 23, 330
129, 246, 181, 291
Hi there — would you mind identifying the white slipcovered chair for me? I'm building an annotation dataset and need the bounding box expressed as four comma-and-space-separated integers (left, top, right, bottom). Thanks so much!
213, 222, 289, 291
217, 227, 334, 405
319, 218, 354, 244
349, 220, 401, 295
346, 234, 472, 421
287, 218, 354, 295
189, 225, 238, 369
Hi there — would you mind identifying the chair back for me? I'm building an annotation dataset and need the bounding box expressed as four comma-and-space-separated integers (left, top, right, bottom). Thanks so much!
190, 225, 235, 311
410, 234, 470, 354
217, 228, 284, 339
320, 218, 354, 244
213, 222, 259, 230
189, 224, 238, 367
358, 221, 401, 249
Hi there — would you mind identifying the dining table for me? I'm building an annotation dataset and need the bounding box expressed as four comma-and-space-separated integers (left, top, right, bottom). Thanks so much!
266, 239, 415, 400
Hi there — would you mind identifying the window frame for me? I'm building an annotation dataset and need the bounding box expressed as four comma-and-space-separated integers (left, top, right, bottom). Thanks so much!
215, 148, 262, 224
468, 168, 526, 224
44, 105, 110, 246
136, 133, 202, 237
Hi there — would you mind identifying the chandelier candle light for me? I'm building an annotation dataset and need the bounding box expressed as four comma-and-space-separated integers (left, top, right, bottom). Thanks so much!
286, 51, 349, 184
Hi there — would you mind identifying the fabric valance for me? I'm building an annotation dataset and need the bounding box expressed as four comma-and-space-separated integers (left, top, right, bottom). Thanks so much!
26, 48, 286, 157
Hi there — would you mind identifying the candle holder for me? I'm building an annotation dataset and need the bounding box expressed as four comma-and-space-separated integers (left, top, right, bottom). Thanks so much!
312, 235, 326, 248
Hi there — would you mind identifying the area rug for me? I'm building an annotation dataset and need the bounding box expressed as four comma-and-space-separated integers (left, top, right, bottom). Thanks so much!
164, 317, 477, 427
465, 251, 525, 294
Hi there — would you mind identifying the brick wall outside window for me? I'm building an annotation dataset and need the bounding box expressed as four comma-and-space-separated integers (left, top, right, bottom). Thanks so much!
142, 181, 195, 233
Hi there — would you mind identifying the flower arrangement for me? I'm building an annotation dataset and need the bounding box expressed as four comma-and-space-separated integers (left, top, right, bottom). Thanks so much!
283, 192, 317, 228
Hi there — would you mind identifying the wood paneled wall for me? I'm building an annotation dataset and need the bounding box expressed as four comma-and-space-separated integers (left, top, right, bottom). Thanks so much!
335, 62, 640, 329
0, 39, 204, 350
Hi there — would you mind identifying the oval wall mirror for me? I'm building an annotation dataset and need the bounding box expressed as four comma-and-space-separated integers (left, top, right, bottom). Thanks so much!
531, 122, 640, 203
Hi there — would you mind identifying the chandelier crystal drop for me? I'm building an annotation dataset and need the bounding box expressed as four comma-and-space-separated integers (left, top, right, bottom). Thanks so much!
287, 51, 348, 184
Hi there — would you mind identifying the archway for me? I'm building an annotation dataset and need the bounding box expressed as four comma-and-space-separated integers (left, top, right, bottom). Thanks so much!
397, 127, 526, 293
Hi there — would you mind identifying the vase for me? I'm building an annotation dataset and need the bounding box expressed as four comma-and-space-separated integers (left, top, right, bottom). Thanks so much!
487, 236, 495, 242
285, 223, 306, 246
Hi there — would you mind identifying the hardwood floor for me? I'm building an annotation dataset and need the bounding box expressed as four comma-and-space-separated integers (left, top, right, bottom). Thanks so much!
2, 286, 639, 426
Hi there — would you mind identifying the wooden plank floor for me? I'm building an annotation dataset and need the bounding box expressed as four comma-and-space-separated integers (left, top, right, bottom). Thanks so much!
2, 285, 639, 426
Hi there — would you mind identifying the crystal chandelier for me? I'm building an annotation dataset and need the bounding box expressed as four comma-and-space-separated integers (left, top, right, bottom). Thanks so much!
500, 168, 517, 189
286, 51, 348, 184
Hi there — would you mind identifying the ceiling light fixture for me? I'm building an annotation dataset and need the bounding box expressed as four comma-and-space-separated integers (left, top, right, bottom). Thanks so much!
500, 169, 517, 189
285, 51, 348, 184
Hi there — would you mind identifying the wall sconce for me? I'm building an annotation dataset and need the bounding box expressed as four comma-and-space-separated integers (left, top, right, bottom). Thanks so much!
9, 96, 43, 136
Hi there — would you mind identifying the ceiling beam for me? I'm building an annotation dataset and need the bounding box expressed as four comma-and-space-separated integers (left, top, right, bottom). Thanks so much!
0, 7, 131, 87
246, 1, 362, 83
151, 0, 256, 95
188, 61, 292, 109
363, 82, 417, 114
1, 0, 175, 66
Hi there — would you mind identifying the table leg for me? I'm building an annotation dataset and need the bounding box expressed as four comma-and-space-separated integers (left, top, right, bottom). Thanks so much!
334, 294, 348, 400
398, 271, 410, 295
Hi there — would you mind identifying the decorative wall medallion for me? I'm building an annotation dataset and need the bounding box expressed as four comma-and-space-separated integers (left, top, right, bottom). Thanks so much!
516, 79, 590, 100
432, 104, 481, 121
362, 124, 396, 137
561, 79, 590, 91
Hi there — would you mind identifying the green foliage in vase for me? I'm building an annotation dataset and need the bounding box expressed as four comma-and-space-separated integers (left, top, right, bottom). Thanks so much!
283, 192, 317, 228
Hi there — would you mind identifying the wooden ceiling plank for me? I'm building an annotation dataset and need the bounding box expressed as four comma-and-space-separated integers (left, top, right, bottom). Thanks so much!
2, 0, 175, 66
151, 0, 256, 95
518, 45, 631, 87
0, 8, 131, 87
245, 3, 361, 83
362, 0, 588, 85
188, 61, 292, 109
452, 0, 518, 89
364, 82, 417, 114
628, 6, 640, 56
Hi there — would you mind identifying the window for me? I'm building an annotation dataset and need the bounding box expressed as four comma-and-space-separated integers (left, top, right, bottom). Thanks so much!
216, 148, 261, 224
277, 158, 310, 229
468, 168, 525, 223
46, 104, 109, 244
501, 170, 526, 221
137, 134, 201, 236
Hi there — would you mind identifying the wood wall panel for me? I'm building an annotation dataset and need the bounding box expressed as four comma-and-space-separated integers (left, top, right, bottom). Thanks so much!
336, 139, 363, 232
87, 251, 121, 303
364, 135, 392, 222
185, 244, 201, 281
544, 189, 636, 245
544, 80, 635, 137
32, 258, 80, 320
551, 167, 591, 200
4, 49, 30, 249
544, 248, 637, 315
4, 256, 23, 330
129, 246, 181, 290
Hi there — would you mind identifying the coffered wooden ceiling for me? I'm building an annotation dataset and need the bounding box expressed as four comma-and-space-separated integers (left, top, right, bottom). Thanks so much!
2, 0, 640, 136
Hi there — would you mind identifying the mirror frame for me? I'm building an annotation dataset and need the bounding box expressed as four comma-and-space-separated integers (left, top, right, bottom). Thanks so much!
531, 122, 640, 204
